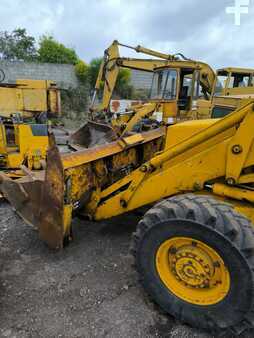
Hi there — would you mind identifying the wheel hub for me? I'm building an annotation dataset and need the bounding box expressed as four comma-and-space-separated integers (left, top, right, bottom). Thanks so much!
156, 237, 230, 305
173, 246, 215, 288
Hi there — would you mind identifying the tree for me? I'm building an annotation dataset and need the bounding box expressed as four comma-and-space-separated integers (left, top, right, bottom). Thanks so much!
0, 28, 37, 61
88, 58, 103, 88
115, 68, 133, 99
75, 59, 89, 83
88, 57, 133, 98
37, 35, 78, 64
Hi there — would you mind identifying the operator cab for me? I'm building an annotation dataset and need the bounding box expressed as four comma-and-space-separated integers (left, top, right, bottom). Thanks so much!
215, 68, 254, 96
150, 65, 210, 122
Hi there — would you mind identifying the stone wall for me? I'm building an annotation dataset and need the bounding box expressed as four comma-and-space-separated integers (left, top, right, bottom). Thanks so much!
0, 60, 79, 89
0, 60, 153, 91
130, 69, 153, 89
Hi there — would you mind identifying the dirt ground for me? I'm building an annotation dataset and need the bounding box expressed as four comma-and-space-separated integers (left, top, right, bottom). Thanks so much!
0, 201, 253, 338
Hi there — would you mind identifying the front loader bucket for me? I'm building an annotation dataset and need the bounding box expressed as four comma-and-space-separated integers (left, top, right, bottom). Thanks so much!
0, 172, 44, 228
70, 120, 118, 149
0, 135, 67, 249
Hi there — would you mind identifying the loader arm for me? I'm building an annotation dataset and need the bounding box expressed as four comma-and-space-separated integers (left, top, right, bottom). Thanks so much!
93, 101, 254, 219
119, 102, 158, 136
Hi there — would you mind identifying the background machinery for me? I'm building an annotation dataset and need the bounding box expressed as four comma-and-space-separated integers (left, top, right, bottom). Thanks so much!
0, 79, 61, 171
71, 40, 216, 148
88, 42, 254, 129
215, 67, 254, 96
198, 67, 254, 118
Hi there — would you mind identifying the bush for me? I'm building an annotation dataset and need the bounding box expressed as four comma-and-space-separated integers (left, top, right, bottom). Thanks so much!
37, 35, 79, 64
75, 60, 89, 83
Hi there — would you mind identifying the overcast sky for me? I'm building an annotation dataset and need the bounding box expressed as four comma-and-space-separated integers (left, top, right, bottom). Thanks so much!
0, 0, 253, 68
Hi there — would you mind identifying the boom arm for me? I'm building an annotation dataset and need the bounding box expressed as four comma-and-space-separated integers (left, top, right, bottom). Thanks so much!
91, 40, 174, 113
91, 40, 216, 115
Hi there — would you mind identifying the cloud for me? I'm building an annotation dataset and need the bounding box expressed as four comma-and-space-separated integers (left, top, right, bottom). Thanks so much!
0, 0, 253, 68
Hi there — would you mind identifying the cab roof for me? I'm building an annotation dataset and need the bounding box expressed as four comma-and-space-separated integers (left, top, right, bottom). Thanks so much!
217, 67, 254, 75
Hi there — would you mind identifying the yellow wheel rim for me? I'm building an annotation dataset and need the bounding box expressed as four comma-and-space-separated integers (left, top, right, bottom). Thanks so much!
156, 237, 230, 305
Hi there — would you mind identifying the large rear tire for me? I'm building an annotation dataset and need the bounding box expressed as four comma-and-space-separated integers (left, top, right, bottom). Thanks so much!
131, 194, 254, 334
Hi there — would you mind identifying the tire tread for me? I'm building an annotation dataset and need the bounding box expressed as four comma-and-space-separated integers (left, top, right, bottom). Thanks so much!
131, 193, 254, 334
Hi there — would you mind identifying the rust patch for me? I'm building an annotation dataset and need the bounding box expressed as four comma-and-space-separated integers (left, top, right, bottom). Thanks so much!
38, 139, 66, 249
0, 171, 43, 228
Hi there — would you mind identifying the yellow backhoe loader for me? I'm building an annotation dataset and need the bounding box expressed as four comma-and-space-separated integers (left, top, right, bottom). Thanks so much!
216, 67, 254, 97
86, 42, 254, 129
2, 99, 254, 334
198, 67, 254, 118
0, 79, 61, 172
71, 40, 216, 148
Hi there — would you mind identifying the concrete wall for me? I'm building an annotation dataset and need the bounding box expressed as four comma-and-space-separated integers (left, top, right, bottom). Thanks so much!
0, 61, 79, 89
0, 60, 153, 91
130, 69, 153, 90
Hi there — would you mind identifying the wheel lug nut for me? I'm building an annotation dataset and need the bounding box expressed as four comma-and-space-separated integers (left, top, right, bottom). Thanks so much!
169, 246, 177, 254
213, 261, 220, 268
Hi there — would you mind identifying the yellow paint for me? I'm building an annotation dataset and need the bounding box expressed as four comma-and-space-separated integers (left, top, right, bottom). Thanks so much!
63, 205, 73, 236
5, 94, 254, 252
216, 67, 254, 97
90, 40, 216, 131
156, 237, 230, 305
93, 101, 253, 220
0, 79, 59, 172
0, 79, 60, 118
1, 124, 48, 170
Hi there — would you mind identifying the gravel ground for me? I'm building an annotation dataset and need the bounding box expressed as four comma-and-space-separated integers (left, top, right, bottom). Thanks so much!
0, 201, 253, 338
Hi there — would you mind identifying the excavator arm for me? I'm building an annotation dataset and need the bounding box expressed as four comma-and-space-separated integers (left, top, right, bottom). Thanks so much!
91, 40, 173, 113
74, 41, 216, 149
91, 40, 216, 115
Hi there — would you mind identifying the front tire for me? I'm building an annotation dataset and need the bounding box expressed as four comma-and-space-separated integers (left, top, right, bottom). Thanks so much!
131, 194, 254, 334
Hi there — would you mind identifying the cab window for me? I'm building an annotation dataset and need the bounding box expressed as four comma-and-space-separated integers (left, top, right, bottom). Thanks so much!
164, 70, 177, 99
215, 72, 228, 95
150, 69, 177, 100
228, 73, 251, 88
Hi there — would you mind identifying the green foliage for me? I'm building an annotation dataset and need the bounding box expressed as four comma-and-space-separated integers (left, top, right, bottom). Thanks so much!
37, 35, 78, 64
115, 68, 133, 99
88, 57, 103, 88
75, 60, 89, 82
0, 28, 37, 61
88, 57, 134, 98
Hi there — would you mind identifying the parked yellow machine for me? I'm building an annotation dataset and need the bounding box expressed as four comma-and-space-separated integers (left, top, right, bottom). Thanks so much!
73, 40, 216, 147
90, 41, 215, 117
197, 67, 254, 118
0, 121, 48, 170
2, 44, 254, 334
90, 43, 254, 125
0, 79, 61, 171
2, 99, 254, 334
215, 67, 254, 96
73, 42, 254, 151
0, 79, 60, 120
